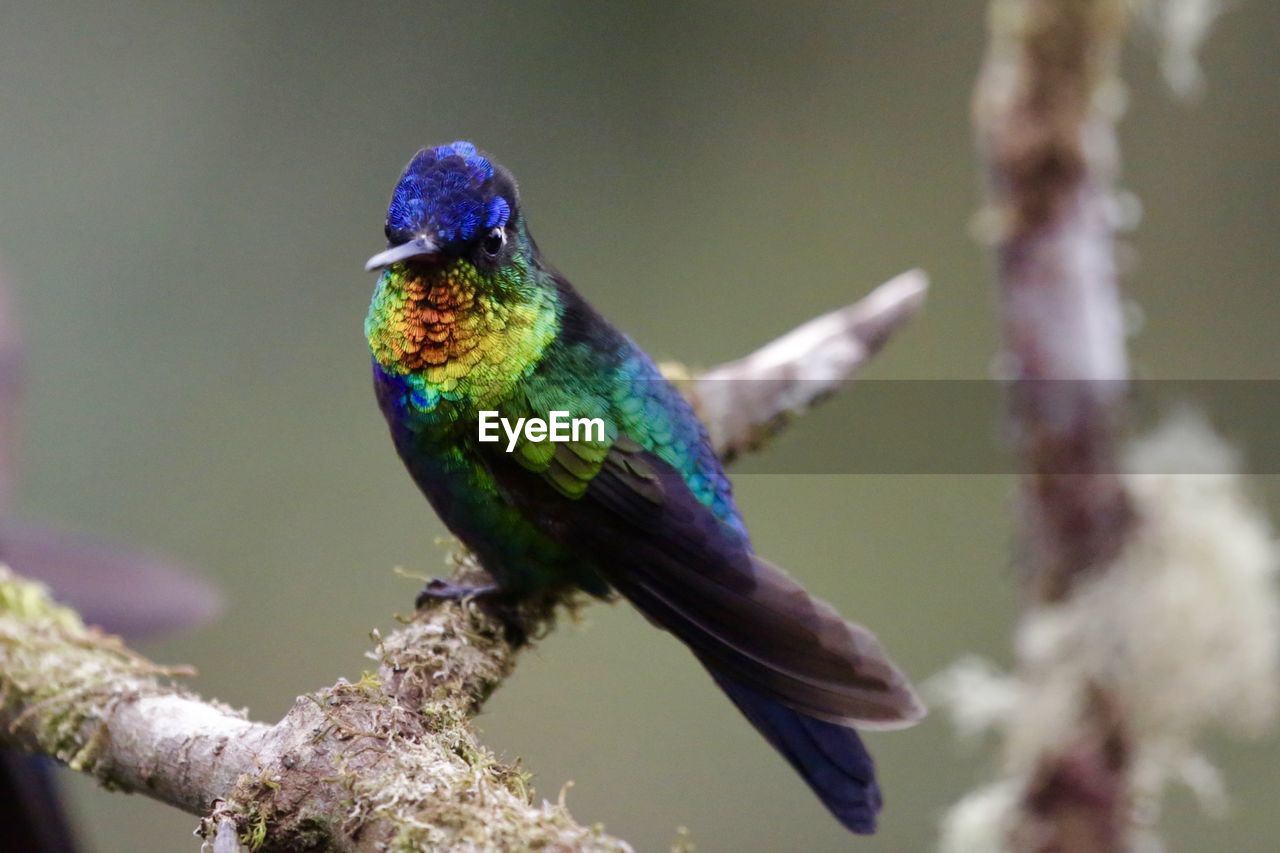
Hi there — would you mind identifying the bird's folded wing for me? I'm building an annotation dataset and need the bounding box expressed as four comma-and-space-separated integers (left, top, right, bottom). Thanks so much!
483, 419, 924, 728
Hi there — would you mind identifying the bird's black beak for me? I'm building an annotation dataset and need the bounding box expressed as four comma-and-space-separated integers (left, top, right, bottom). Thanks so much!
364, 236, 439, 272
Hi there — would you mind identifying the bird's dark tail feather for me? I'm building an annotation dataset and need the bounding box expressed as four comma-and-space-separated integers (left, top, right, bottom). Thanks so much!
708, 669, 882, 834
568, 449, 922, 833
594, 544, 922, 835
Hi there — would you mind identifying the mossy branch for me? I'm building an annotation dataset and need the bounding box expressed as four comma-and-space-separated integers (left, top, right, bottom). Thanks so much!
945, 3, 1270, 852
0, 271, 926, 852
973, 2, 1138, 849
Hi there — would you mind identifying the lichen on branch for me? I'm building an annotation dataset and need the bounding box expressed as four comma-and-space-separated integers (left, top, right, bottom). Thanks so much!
0, 566, 195, 773
938, 2, 1277, 852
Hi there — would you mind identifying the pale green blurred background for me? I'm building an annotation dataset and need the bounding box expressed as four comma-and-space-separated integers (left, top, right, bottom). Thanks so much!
2, 1, 1278, 850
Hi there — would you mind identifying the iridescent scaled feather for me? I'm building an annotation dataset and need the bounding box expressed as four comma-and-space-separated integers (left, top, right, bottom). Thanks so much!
364, 142, 923, 834
366, 260, 557, 405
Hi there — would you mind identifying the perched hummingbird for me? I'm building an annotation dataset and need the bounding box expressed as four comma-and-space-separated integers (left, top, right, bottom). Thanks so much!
363, 142, 923, 834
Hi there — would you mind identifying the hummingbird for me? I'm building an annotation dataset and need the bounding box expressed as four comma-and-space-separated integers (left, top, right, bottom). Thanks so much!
363, 141, 923, 834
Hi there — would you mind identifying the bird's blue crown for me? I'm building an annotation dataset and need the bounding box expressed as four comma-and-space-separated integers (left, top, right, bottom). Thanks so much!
384, 141, 514, 248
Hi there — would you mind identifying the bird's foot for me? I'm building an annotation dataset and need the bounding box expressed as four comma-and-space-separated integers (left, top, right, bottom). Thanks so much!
415, 577, 536, 645
415, 578, 502, 609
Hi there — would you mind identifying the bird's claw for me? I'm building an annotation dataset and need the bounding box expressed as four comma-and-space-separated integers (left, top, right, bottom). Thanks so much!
415, 578, 501, 609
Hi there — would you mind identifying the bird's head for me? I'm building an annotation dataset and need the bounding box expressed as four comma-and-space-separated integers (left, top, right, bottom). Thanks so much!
365, 141, 527, 279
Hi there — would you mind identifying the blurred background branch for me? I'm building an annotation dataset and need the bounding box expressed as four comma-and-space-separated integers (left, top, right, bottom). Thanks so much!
936, 2, 1280, 852
0, 274, 925, 851
977, 2, 1137, 847
977, 0, 1134, 607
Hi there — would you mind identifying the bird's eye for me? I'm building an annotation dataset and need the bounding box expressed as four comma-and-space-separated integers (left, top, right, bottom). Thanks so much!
481, 227, 506, 258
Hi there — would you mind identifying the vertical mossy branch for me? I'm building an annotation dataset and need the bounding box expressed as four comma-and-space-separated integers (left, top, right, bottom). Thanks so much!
976, 0, 1134, 849
976, 0, 1134, 606
941, 5, 1276, 850
0, 273, 926, 852
955, 2, 1277, 852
